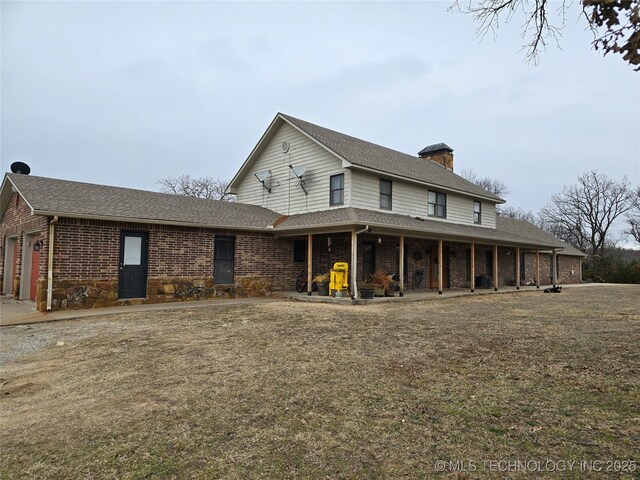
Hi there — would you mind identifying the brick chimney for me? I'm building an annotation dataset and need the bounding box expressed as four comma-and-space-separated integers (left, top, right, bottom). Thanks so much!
418, 143, 453, 171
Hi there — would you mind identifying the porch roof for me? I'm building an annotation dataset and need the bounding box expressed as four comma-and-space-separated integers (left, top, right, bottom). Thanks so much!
272, 207, 585, 256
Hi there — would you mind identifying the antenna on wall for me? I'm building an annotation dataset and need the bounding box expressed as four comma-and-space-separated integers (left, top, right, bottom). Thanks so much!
254, 171, 272, 193
288, 165, 308, 195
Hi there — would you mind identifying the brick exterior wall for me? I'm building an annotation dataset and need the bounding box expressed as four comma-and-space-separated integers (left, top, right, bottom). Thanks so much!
39, 218, 301, 311
0, 193, 49, 298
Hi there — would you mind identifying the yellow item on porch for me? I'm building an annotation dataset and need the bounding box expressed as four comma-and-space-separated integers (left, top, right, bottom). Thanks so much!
330, 262, 349, 296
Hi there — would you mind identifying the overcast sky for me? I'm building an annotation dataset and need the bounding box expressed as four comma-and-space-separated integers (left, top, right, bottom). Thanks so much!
2, 2, 638, 224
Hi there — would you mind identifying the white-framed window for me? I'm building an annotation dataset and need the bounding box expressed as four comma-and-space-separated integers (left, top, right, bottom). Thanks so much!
428, 191, 446, 218
330, 174, 344, 206
473, 201, 482, 224
380, 179, 392, 210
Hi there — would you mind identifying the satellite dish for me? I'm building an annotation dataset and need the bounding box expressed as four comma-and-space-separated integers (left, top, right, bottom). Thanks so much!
288, 165, 308, 195
254, 171, 272, 193
289, 165, 307, 179
281, 141, 290, 153
10, 162, 31, 175
254, 171, 270, 182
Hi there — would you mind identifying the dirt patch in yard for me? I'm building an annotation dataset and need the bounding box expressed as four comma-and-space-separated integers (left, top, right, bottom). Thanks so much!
1, 286, 639, 479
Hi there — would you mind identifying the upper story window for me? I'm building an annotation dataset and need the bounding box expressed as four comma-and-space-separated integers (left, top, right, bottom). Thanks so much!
380, 179, 392, 210
330, 174, 344, 206
428, 190, 446, 218
473, 201, 482, 224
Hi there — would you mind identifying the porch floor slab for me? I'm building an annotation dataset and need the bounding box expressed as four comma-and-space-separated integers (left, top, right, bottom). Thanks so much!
282, 284, 573, 304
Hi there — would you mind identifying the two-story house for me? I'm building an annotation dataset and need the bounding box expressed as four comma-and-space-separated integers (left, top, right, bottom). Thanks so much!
227, 113, 582, 296
0, 113, 583, 311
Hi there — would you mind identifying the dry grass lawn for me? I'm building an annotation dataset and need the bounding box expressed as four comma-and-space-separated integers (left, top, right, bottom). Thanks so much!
1, 286, 639, 479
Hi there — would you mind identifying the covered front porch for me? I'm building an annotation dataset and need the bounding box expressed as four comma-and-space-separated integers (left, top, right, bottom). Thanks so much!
283, 227, 562, 299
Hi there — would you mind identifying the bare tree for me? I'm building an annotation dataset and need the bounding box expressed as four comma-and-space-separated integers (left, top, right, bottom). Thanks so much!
497, 205, 540, 224
460, 169, 510, 197
539, 171, 634, 277
157, 175, 235, 201
624, 185, 640, 244
451, 0, 640, 70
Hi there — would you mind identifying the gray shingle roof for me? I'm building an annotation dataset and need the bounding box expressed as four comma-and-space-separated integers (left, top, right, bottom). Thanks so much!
280, 114, 504, 202
5, 173, 280, 230
3, 173, 581, 255
273, 207, 584, 255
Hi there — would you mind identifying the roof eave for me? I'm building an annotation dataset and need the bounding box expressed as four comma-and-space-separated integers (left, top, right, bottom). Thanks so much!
227, 113, 283, 193
346, 164, 505, 203
32, 210, 272, 232
227, 113, 354, 194
1, 174, 35, 216
274, 219, 562, 249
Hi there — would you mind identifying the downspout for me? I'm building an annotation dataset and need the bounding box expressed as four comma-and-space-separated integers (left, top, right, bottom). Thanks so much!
351, 225, 370, 300
552, 248, 558, 287
46, 216, 58, 311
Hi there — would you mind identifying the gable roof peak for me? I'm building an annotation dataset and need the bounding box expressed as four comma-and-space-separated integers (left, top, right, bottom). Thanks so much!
275, 114, 504, 202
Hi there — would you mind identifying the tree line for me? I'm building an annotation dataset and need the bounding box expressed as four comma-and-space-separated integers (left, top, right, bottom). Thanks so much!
461, 169, 640, 282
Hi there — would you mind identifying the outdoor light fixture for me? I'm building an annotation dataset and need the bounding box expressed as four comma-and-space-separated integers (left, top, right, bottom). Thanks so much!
378, 237, 382, 244
506, 250, 513, 256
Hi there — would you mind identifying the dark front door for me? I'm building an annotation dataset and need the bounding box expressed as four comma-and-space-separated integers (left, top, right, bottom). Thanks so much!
486, 250, 494, 278
119, 231, 148, 299
362, 241, 376, 282
214, 236, 235, 284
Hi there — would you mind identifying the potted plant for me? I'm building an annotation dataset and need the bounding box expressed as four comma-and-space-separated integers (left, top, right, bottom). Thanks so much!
386, 274, 399, 297
370, 270, 392, 297
359, 281, 375, 299
314, 273, 330, 296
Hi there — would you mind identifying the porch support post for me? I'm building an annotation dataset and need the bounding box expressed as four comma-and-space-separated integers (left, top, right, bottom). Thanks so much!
494, 244, 499, 291
536, 249, 540, 289
399, 235, 404, 297
307, 234, 313, 296
552, 250, 558, 286
515, 247, 520, 290
438, 239, 443, 295
470, 241, 475, 293
351, 230, 358, 299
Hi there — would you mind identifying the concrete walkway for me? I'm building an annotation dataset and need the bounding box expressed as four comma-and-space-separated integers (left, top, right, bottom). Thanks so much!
0, 295, 280, 327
